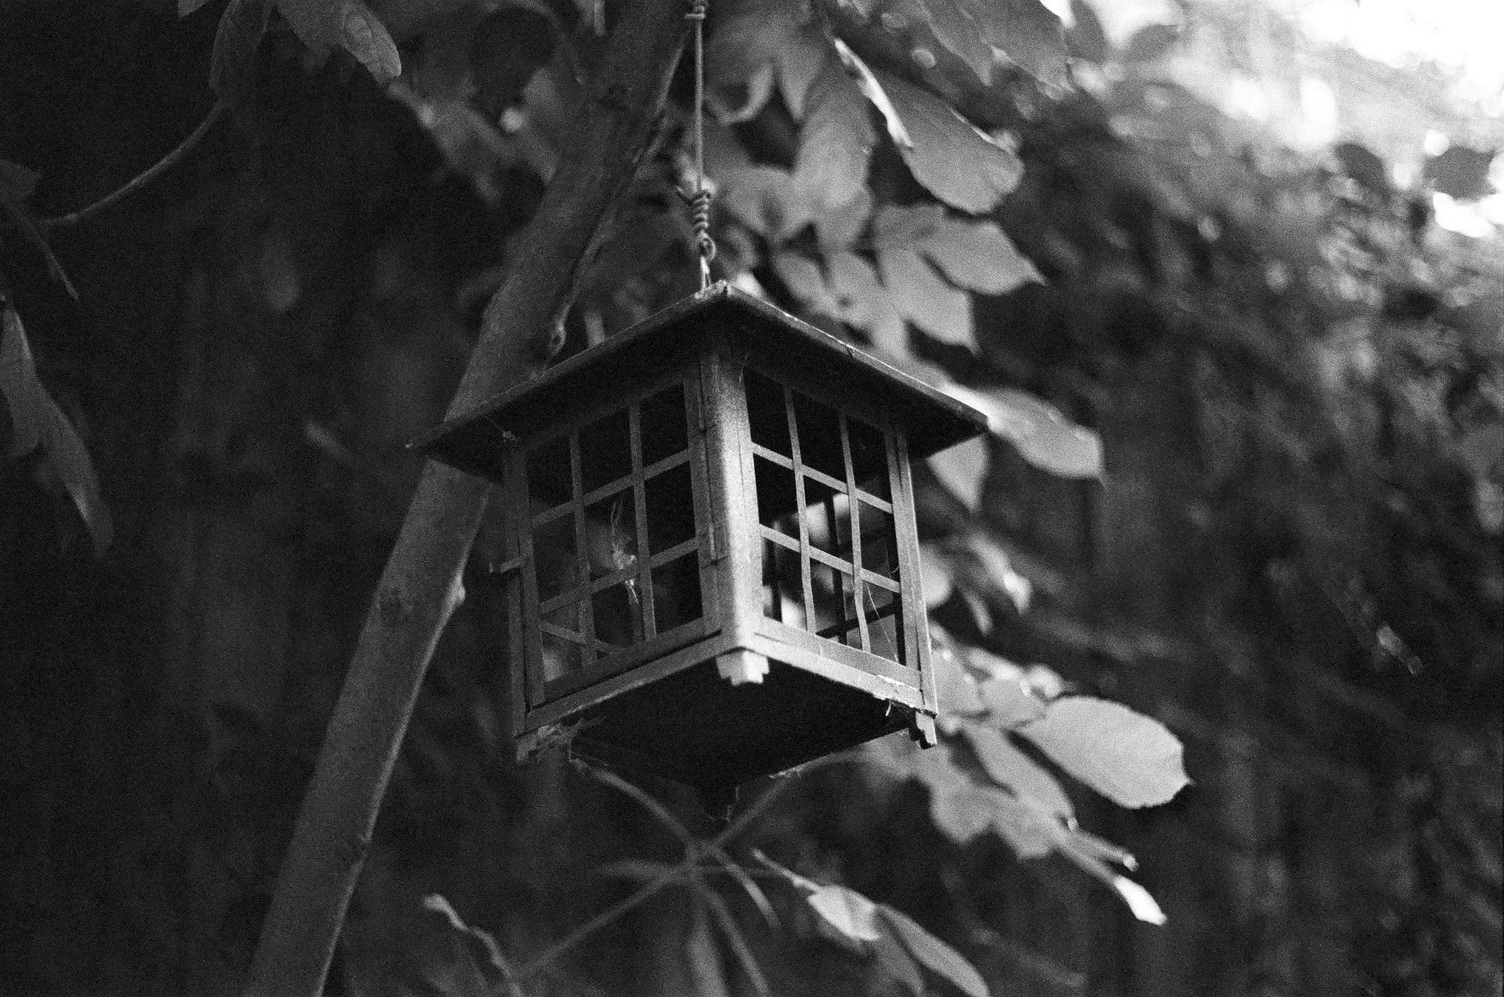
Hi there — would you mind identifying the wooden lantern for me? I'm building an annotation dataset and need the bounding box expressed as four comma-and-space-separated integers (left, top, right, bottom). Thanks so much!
418, 282, 986, 798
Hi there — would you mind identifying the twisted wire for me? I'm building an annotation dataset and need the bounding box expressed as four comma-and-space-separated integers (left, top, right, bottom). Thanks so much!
683, 0, 715, 289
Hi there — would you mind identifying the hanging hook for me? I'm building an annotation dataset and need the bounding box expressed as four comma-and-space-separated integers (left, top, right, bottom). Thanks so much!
679, 0, 716, 290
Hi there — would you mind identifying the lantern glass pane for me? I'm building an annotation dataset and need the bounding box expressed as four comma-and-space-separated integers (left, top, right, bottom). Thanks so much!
855, 500, 899, 580
761, 540, 802, 624
532, 513, 580, 602
753, 454, 797, 530
585, 490, 637, 577
579, 408, 632, 494
652, 552, 703, 634
745, 369, 911, 669
811, 561, 856, 644
845, 415, 887, 486
745, 369, 791, 456
644, 464, 695, 551
527, 435, 573, 510
640, 384, 688, 467
541, 604, 586, 681
791, 391, 844, 482
592, 581, 645, 652
806, 492, 848, 559
860, 585, 903, 664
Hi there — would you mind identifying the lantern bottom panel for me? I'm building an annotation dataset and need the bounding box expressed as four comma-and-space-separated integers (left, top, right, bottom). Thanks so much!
523, 630, 932, 794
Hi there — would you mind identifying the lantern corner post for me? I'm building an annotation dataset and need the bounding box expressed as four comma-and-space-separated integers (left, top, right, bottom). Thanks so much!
698, 351, 766, 678
887, 431, 942, 733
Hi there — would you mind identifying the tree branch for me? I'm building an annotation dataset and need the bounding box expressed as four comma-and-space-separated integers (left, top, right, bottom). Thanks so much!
242, 2, 693, 993
40, 101, 226, 231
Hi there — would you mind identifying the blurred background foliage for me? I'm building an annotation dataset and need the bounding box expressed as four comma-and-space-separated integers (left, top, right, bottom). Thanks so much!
0, 0, 1499, 994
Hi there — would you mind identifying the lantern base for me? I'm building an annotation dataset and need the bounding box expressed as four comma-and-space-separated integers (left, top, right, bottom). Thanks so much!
551, 653, 925, 797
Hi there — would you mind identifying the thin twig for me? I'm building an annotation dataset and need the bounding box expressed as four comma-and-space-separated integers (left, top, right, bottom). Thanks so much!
696, 881, 773, 997
518, 869, 682, 979
516, 751, 869, 980
41, 101, 226, 231
581, 763, 780, 926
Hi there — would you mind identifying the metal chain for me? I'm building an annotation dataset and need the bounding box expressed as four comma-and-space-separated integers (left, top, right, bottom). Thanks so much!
681, 0, 716, 289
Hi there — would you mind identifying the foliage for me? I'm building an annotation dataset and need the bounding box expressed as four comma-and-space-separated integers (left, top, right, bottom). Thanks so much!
0, 291, 111, 554
1, 0, 1500, 994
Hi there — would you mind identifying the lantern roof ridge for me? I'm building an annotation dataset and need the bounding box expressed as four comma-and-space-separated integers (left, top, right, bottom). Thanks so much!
415, 281, 987, 477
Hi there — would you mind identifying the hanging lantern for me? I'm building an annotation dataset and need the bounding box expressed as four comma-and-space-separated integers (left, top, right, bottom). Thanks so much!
418, 283, 986, 799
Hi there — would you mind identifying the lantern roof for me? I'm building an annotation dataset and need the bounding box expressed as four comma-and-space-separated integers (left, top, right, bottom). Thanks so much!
416, 281, 988, 477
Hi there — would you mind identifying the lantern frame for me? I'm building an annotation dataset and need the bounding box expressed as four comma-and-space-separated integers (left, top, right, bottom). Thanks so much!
417, 282, 987, 794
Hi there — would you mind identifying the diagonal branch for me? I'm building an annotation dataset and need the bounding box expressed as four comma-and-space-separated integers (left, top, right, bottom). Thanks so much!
241, 2, 694, 994
40, 101, 227, 231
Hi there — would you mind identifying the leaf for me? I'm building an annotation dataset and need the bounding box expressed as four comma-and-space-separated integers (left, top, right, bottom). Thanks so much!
1425, 144, 1497, 201
962, 532, 1032, 612
1110, 876, 1167, 925
964, 645, 1025, 681
775, 24, 830, 119
959, 721, 1074, 819
930, 636, 987, 715
879, 249, 972, 346
916, 0, 1067, 86
814, 189, 872, 248
753, 849, 823, 893
0, 166, 79, 301
1066, 0, 1107, 62
339, 2, 401, 84
0, 158, 40, 202
468, 6, 557, 112
928, 782, 996, 843
1017, 697, 1189, 808
180, 0, 216, 14
807, 884, 881, 942
793, 57, 875, 212
876, 73, 1022, 214
1459, 422, 1504, 479
871, 927, 926, 995
402, 98, 513, 204
824, 251, 906, 353
1122, 23, 1180, 63
914, 219, 1041, 294
211, 0, 268, 107
877, 905, 990, 997
976, 676, 1046, 728
873, 203, 946, 246
914, 0, 994, 84
1334, 142, 1391, 200
1, 305, 112, 556
940, 386, 1102, 478
706, 0, 825, 119
929, 781, 1057, 858
959, 589, 992, 633
920, 543, 955, 606
720, 166, 812, 241
833, 39, 911, 149
988, 0, 1069, 87
772, 251, 838, 314
890, 738, 972, 796
274, 0, 400, 86
927, 435, 988, 508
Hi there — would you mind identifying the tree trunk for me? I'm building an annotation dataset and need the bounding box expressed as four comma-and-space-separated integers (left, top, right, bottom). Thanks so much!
243, 4, 694, 993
